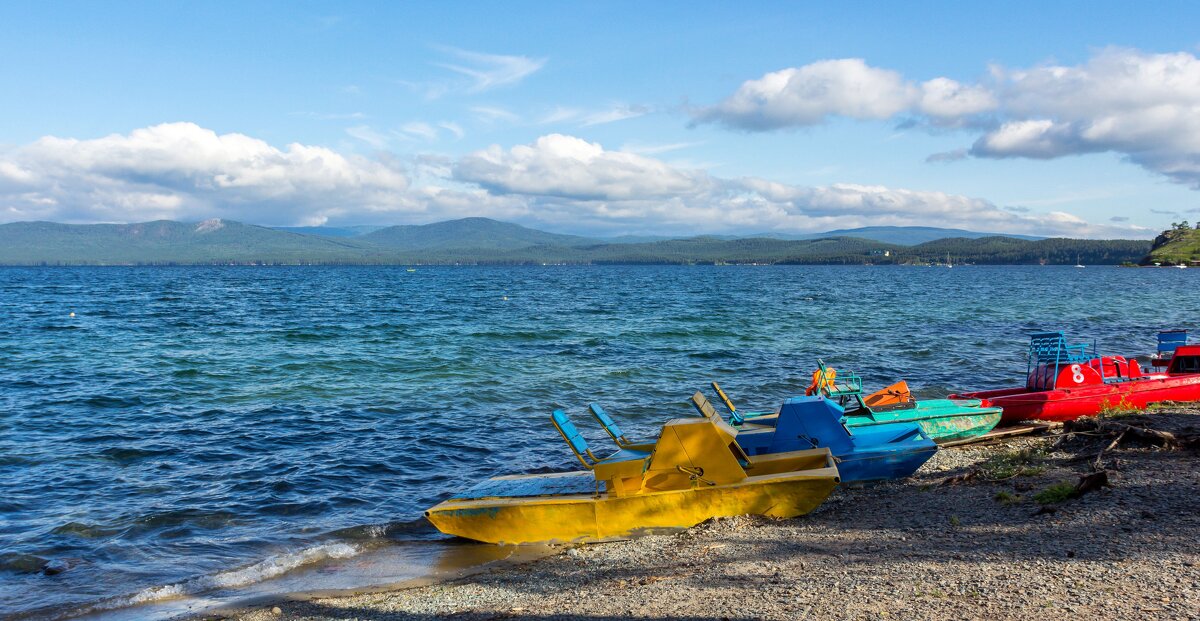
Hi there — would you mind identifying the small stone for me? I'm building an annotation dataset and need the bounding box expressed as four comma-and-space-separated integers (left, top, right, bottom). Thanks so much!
271, 606, 282, 615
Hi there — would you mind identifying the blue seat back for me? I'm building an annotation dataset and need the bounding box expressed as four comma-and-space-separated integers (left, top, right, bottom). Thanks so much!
588, 403, 624, 440
551, 410, 590, 457
1159, 330, 1188, 353
772, 397, 855, 455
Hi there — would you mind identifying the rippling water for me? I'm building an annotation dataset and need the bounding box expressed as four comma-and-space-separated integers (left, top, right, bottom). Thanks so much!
1, 265, 1196, 619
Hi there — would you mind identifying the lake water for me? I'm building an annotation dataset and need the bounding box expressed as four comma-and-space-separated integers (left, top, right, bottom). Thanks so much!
2, 265, 1196, 619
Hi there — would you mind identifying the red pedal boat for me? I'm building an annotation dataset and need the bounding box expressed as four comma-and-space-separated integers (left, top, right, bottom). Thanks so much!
950, 331, 1200, 424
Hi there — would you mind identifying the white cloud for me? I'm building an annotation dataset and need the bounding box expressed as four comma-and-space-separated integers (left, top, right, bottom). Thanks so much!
581, 104, 650, 126
345, 125, 389, 149
396, 122, 439, 142
916, 77, 997, 118
537, 106, 582, 124
4, 122, 411, 225
453, 134, 1141, 237
695, 48, 1200, 189
694, 59, 917, 130
470, 105, 520, 124
433, 46, 546, 93
438, 121, 465, 139
619, 141, 706, 156
455, 134, 713, 200
970, 48, 1200, 187
0, 124, 1146, 238
537, 104, 652, 127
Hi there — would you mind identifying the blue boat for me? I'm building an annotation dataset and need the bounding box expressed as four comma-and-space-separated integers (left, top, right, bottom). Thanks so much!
690, 392, 937, 483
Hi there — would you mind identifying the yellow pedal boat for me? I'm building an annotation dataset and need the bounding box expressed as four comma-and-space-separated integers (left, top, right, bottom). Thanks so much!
424, 407, 840, 544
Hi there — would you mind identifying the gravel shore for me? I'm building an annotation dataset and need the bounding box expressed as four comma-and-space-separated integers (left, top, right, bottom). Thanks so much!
209, 407, 1200, 621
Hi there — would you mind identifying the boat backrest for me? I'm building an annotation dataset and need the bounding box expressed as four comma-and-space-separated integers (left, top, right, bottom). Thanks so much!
1158, 330, 1189, 354
1028, 331, 1091, 364
774, 397, 854, 454
587, 403, 625, 444
690, 391, 720, 421
551, 410, 593, 468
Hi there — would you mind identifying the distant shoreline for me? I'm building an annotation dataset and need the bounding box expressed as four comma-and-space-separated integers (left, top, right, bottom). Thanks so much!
0, 217, 1152, 268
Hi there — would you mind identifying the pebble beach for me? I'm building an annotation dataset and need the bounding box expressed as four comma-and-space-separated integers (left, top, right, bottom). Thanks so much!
203, 406, 1200, 621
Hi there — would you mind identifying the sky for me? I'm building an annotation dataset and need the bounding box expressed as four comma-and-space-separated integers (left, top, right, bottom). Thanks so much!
1, 1, 1198, 238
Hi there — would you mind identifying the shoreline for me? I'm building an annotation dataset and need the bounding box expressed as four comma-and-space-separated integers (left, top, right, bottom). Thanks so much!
198, 407, 1200, 621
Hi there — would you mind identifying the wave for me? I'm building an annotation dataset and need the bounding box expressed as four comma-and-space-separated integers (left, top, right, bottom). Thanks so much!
80, 541, 361, 616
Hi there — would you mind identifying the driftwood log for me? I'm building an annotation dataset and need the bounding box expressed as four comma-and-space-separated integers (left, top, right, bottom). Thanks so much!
1062, 417, 1200, 450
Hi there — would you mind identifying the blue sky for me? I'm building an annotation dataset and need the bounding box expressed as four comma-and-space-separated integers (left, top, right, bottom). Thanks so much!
1, 1, 1198, 238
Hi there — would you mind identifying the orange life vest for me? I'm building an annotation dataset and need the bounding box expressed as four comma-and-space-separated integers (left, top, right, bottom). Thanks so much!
806, 367, 836, 396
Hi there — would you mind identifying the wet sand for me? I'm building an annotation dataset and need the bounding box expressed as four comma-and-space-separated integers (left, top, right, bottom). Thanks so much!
200, 408, 1200, 621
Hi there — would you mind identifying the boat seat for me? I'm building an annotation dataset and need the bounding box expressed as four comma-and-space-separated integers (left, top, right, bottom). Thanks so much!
551, 410, 650, 471
588, 403, 654, 451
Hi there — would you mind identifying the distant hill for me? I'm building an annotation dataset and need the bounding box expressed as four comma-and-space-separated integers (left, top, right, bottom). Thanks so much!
1141, 227, 1200, 266
272, 225, 385, 238
821, 226, 1044, 244
274, 222, 1044, 246
910, 236, 1150, 265
790, 226, 1044, 245
0, 217, 1151, 266
360, 217, 595, 251
0, 219, 386, 265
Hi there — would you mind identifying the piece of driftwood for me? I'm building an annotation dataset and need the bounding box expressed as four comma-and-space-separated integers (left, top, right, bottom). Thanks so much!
1061, 417, 1200, 450
938, 470, 978, 486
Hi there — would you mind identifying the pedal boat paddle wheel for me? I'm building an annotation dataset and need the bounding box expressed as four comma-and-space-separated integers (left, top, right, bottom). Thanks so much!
424, 408, 840, 544
950, 331, 1200, 424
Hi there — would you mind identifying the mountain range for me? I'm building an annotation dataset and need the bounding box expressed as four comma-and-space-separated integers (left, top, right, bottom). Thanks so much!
272, 223, 1044, 246
0, 217, 1150, 266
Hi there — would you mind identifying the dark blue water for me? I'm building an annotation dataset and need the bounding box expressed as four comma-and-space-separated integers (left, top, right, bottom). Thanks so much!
2, 265, 1196, 619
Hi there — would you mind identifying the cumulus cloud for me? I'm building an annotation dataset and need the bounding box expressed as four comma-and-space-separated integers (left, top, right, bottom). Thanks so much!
694, 59, 1000, 131
455, 134, 713, 200
694, 48, 1200, 188
2, 122, 412, 225
452, 134, 1140, 237
694, 59, 918, 130
0, 124, 1146, 238
969, 49, 1200, 187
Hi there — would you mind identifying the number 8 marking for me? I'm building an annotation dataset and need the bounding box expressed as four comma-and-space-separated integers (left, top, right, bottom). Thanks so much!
1071, 364, 1085, 384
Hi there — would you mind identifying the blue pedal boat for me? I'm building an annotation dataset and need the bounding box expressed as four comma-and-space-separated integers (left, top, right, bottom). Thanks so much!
589, 395, 936, 484
709, 393, 937, 483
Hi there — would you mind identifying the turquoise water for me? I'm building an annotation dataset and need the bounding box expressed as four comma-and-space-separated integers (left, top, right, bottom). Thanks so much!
1, 265, 1196, 619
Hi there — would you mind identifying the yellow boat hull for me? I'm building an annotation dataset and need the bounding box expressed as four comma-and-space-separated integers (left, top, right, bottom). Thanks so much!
425, 465, 839, 545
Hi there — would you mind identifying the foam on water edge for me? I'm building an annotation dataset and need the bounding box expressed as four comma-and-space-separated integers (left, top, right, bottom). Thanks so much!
67, 542, 362, 619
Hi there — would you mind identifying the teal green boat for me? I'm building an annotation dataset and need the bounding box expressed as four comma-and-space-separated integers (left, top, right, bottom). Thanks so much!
714, 361, 1002, 443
